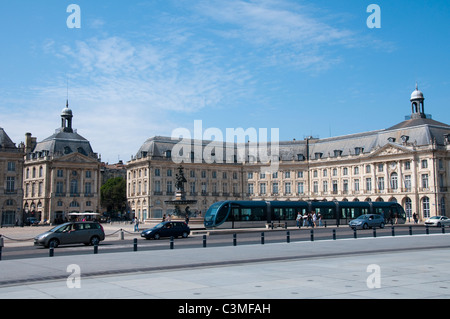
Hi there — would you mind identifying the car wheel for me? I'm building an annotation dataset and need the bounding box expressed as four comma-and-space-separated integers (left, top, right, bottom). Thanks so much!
182, 232, 189, 238
154, 233, 160, 240
48, 238, 59, 248
363, 223, 369, 230
90, 236, 100, 246
380, 223, 385, 229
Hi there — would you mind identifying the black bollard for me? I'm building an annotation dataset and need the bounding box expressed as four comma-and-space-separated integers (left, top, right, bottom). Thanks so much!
170, 236, 174, 249
332, 229, 336, 240
373, 227, 377, 238
233, 233, 237, 246
261, 232, 265, 245
391, 226, 395, 237
426, 226, 429, 235
310, 229, 314, 242
353, 227, 357, 239
442, 226, 446, 234
94, 242, 98, 254
286, 231, 290, 243
0, 235, 3, 261
49, 242, 54, 257
409, 226, 413, 236
133, 238, 138, 251
203, 235, 207, 248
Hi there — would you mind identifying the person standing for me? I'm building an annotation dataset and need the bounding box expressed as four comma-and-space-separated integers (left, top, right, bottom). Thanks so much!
296, 212, 302, 228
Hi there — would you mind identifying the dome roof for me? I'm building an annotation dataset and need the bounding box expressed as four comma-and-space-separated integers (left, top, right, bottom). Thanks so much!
61, 106, 73, 117
410, 84, 424, 100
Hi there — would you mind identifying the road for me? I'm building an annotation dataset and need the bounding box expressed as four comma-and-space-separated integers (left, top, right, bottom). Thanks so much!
1, 224, 445, 260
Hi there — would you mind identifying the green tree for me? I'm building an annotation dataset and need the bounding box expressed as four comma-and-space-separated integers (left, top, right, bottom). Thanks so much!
101, 177, 126, 213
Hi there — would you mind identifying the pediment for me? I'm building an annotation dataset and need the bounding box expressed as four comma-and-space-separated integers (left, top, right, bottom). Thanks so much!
57, 152, 99, 164
368, 142, 414, 158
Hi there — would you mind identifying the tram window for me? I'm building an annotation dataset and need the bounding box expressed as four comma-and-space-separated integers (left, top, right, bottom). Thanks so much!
216, 204, 229, 223
273, 208, 284, 220
316, 208, 335, 219
285, 208, 296, 220
252, 208, 265, 221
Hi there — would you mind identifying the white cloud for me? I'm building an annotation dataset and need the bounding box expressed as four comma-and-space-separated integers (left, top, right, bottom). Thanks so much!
194, 0, 356, 71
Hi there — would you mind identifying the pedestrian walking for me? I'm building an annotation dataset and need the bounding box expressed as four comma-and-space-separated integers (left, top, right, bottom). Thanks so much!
413, 212, 418, 224
318, 213, 323, 227
134, 217, 140, 232
296, 212, 302, 228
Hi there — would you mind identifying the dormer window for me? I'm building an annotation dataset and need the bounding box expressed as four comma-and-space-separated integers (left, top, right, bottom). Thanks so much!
387, 137, 396, 143
64, 146, 72, 154
354, 147, 364, 155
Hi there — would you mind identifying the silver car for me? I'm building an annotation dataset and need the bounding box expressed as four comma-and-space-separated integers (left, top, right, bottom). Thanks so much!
424, 216, 450, 227
349, 214, 385, 230
34, 221, 105, 248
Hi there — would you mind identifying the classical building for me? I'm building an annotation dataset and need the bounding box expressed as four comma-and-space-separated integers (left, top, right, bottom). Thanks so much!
126, 86, 449, 222
23, 102, 101, 224
0, 128, 24, 226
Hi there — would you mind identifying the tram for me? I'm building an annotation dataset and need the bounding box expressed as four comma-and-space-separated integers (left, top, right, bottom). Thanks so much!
204, 200, 406, 229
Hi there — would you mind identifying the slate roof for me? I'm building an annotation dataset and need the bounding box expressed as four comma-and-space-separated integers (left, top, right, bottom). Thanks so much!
134, 117, 450, 162
0, 127, 18, 151
32, 128, 95, 158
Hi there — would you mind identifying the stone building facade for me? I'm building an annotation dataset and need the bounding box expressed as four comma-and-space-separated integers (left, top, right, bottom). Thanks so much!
0, 128, 24, 226
22, 102, 101, 224
127, 86, 450, 222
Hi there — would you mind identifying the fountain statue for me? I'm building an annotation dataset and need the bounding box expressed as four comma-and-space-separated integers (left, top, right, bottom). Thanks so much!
164, 165, 197, 218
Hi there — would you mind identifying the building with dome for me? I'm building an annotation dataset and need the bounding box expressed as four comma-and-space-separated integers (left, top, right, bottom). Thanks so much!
126, 85, 450, 223
0, 128, 24, 226
22, 102, 101, 224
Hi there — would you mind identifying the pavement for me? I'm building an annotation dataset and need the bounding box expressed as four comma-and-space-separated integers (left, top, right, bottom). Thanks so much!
0, 224, 450, 300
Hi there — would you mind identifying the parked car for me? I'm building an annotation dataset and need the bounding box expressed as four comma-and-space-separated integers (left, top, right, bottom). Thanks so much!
141, 221, 190, 240
349, 214, 385, 230
424, 216, 450, 227
26, 217, 40, 226
34, 221, 105, 248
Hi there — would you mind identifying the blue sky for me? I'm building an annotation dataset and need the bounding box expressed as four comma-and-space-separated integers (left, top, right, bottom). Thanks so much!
0, 0, 449, 163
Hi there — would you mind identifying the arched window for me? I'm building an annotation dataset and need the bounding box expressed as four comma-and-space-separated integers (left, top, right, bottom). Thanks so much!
441, 198, 446, 216
70, 179, 78, 195
390, 172, 398, 190
404, 197, 412, 219
69, 201, 79, 207
422, 197, 430, 219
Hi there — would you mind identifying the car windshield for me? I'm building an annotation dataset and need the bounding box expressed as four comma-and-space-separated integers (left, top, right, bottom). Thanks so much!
356, 215, 370, 220
429, 216, 440, 220
48, 223, 72, 233
152, 222, 165, 229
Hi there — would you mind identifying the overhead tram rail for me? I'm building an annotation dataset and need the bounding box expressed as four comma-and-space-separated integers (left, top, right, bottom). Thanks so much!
204, 200, 406, 229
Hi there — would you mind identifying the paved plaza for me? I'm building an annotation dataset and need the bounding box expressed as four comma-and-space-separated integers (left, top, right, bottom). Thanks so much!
0, 229, 450, 299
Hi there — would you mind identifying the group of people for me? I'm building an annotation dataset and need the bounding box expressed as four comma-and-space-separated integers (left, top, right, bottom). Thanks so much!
296, 211, 323, 228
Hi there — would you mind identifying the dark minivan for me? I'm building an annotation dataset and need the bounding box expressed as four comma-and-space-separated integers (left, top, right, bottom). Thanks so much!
141, 221, 190, 240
